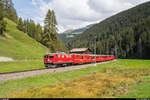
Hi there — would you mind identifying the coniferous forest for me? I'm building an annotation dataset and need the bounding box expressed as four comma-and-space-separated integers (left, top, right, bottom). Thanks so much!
67, 1, 150, 59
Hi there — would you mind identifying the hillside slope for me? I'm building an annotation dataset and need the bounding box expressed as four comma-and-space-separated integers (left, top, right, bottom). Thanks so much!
0, 19, 49, 60
67, 1, 150, 59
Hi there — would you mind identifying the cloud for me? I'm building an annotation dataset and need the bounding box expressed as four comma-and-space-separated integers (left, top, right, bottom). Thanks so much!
51, 0, 101, 21
31, 0, 37, 6
30, 0, 149, 33
88, 0, 134, 13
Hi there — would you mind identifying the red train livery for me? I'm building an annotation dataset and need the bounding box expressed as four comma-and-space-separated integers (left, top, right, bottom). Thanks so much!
44, 53, 115, 68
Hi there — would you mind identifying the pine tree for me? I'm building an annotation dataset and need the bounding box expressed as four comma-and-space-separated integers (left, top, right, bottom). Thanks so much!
17, 18, 24, 31
0, 0, 6, 36
26, 19, 30, 35
0, 0, 3, 20
1, 0, 18, 23
43, 9, 57, 51
23, 19, 43, 43
29, 20, 36, 38
1, 0, 13, 8
23, 19, 27, 33
35, 24, 42, 42
42, 9, 67, 52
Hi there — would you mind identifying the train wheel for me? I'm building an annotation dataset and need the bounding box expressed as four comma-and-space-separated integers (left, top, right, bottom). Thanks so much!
62, 64, 67, 67
71, 63, 74, 66
47, 65, 57, 68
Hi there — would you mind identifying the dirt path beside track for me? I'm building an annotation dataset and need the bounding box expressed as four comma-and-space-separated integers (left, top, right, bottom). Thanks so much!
0, 60, 116, 82
0, 57, 14, 62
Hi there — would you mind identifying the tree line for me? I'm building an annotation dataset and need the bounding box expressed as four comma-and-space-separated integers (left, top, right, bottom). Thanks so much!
1, 0, 18, 23
0, 0, 5, 36
0, 0, 17, 36
0, 0, 18, 35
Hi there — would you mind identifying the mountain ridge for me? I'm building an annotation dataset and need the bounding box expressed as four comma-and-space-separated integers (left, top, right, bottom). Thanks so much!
66, 1, 150, 59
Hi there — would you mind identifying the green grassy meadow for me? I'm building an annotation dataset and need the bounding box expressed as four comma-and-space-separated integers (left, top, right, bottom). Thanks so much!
0, 18, 50, 73
0, 60, 45, 73
0, 18, 49, 60
0, 59, 150, 98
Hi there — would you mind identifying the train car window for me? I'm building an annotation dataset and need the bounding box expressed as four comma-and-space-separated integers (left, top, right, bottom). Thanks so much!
49, 56, 54, 58
103, 56, 107, 58
82, 56, 84, 59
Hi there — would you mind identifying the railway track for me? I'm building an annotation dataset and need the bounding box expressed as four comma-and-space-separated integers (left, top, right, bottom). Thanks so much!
0, 60, 116, 82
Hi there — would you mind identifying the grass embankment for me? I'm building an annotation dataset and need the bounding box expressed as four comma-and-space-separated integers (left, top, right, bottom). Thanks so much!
0, 18, 49, 73
0, 59, 150, 98
0, 18, 49, 60
0, 60, 45, 73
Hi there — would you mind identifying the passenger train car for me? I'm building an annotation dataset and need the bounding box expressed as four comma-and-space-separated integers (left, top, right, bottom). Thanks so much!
44, 53, 115, 68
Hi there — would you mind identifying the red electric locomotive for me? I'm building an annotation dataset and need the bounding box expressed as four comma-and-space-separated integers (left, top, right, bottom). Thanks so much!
44, 52, 115, 68
44, 53, 73, 68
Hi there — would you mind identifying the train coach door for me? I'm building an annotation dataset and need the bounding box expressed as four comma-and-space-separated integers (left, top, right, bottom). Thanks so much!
62, 55, 65, 63
57, 54, 61, 64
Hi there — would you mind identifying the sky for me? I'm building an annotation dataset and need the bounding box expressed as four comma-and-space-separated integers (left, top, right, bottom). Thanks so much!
13, 0, 150, 33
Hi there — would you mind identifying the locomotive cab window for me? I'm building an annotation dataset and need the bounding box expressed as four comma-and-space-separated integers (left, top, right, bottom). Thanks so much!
44, 55, 48, 58
49, 56, 54, 58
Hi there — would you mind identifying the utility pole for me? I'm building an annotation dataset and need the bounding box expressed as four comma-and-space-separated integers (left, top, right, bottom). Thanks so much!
115, 44, 118, 59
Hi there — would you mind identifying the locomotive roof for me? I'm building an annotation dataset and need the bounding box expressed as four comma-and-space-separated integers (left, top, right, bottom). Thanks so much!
70, 48, 88, 52
46, 51, 67, 54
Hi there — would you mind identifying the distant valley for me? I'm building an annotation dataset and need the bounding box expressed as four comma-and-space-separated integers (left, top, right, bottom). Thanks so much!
59, 24, 94, 42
